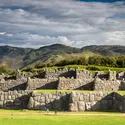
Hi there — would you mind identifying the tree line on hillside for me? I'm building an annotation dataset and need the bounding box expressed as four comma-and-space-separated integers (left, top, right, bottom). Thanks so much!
35, 56, 125, 68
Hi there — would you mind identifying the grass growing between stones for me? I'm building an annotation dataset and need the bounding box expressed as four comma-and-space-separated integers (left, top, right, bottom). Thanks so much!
0, 110, 125, 125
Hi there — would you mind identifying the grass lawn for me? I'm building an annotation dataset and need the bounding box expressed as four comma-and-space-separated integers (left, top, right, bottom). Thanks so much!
34, 90, 125, 96
0, 110, 125, 125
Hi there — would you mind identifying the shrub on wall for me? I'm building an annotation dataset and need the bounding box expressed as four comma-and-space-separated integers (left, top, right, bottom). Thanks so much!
0, 65, 9, 74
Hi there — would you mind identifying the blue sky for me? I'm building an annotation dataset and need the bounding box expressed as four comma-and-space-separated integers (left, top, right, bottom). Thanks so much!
0, 0, 125, 48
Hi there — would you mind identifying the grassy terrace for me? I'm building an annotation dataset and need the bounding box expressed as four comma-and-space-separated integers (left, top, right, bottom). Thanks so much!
33, 90, 125, 96
0, 109, 125, 125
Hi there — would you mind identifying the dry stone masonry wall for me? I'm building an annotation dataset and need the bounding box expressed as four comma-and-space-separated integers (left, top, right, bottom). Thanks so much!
28, 92, 70, 111
0, 68, 125, 112
0, 90, 32, 109
0, 78, 27, 91
69, 92, 124, 112
58, 77, 94, 90
45, 68, 76, 79
94, 78, 125, 91
0, 90, 125, 112
26, 78, 58, 90
0, 69, 125, 91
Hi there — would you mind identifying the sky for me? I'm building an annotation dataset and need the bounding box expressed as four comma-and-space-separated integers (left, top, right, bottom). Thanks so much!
0, 0, 125, 48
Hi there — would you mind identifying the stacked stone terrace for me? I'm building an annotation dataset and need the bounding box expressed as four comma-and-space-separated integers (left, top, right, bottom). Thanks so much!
0, 68, 125, 91
1, 90, 125, 112
26, 68, 125, 91
0, 68, 125, 112
27, 68, 94, 90
94, 71, 125, 91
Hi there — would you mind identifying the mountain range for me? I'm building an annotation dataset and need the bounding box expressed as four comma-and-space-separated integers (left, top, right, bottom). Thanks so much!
0, 44, 125, 69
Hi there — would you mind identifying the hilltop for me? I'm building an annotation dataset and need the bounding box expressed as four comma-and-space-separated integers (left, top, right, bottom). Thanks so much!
0, 44, 125, 69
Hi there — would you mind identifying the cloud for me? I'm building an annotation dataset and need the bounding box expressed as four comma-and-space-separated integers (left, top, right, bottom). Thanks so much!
0, 0, 125, 48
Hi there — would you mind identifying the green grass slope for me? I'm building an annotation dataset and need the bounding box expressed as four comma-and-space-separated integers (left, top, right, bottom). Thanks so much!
1, 44, 125, 69
81, 45, 125, 56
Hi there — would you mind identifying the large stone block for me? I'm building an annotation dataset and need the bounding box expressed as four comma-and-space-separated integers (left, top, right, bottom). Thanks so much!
34, 101, 40, 109
0, 101, 3, 108
27, 97, 34, 109
0, 95, 4, 101
85, 102, 91, 111
14, 99, 22, 108
89, 94, 95, 102
40, 97, 45, 103
69, 102, 78, 112
77, 101, 85, 111
79, 95, 84, 101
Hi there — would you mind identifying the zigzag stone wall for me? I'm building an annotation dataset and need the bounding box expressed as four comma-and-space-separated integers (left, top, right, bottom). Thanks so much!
69, 92, 124, 112
1, 69, 125, 91
0, 91, 125, 112
28, 92, 70, 111
0, 90, 32, 109
76, 69, 92, 79
0, 78, 27, 91
94, 71, 125, 91
58, 77, 94, 90
94, 78, 125, 91
26, 78, 58, 90
45, 68, 76, 79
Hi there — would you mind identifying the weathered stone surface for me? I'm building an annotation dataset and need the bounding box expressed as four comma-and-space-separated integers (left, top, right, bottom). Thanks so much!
77, 101, 85, 111
0, 101, 3, 108
40, 97, 45, 103
89, 94, 95, 102
27, 97, 34, 109
0, 95, 4, 101
69, 102, 78, 112
85, 102, 91, 111
34, 101, 40, 109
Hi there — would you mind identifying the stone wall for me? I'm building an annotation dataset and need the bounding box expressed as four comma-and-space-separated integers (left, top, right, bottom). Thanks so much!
58, 77, 94, 90
117, 72, 125, 80
108, 71, 116, 81
94, 78, 125, 91
0, 78, 27, 91
26, 78, 58, 90
76, 69, 92, 79
1, 69, 125, 91
28, 92, 70, 111
45, 68, 76, 79
0, 91, 125, 112
0, 90, 32, 109
69, 92, 123, 112
27, 91, 125, 112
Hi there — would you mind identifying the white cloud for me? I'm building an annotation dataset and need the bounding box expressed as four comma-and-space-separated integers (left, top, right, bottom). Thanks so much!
0, 0, 124, 48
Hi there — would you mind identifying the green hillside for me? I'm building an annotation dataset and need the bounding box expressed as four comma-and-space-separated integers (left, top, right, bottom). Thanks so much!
0, 44, 125, 69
